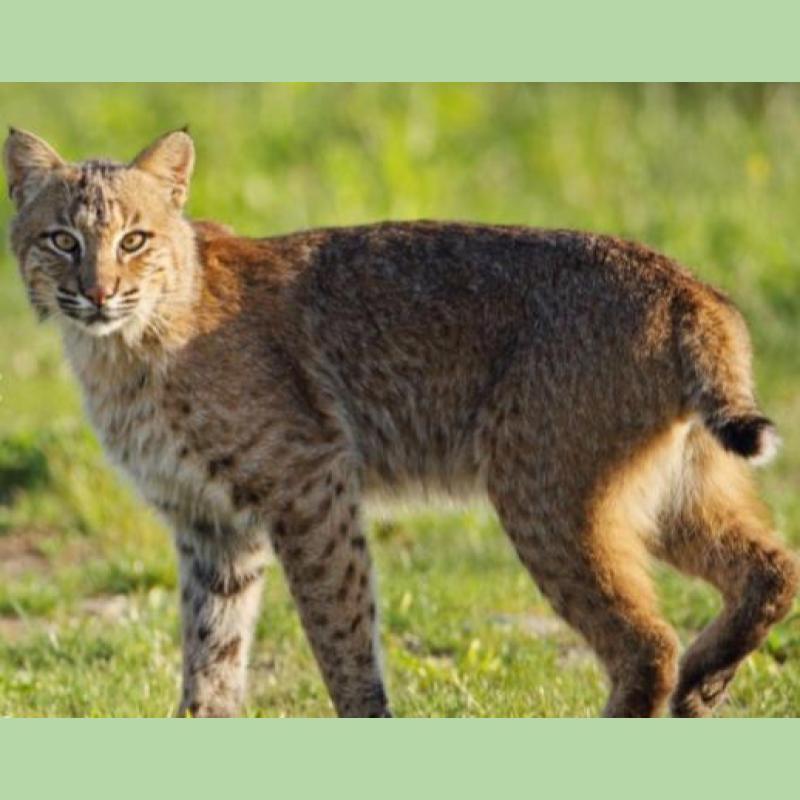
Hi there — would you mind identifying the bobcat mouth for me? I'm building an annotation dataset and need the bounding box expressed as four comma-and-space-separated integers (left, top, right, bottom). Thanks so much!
56, 299, 135, 335
80, 309, 135, 334
56, 287, 139, 332
75, 311, 133, 337
58, 302, 121, 324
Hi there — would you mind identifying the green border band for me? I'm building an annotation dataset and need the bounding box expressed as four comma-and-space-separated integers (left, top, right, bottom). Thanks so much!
2, 2, 800, 81
1, 718, 794, 798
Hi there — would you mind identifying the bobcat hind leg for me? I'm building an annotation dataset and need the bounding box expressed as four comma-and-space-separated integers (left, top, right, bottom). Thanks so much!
488, 437, 684, 717
650, 429, 799, 716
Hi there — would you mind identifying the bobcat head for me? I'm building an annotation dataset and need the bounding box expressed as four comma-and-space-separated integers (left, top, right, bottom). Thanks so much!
3, 128, 196, 341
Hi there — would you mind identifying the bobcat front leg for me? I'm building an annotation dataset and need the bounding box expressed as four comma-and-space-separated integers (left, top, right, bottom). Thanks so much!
270, 459, 389, 717
175, 525, 269, 717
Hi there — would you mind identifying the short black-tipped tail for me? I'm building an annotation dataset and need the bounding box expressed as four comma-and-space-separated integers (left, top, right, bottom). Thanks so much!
677, 287, 780, 467
706, 414, 781, 466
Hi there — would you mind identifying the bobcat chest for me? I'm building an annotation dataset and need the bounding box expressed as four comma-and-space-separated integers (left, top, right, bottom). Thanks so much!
85, 376, 229, 521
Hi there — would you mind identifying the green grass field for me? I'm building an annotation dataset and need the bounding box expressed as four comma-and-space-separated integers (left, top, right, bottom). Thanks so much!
0, 84, 798, 717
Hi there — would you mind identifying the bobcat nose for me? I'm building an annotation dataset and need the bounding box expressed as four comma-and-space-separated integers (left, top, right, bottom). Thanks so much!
83, 278, 119, 307
84, 285, 108, 307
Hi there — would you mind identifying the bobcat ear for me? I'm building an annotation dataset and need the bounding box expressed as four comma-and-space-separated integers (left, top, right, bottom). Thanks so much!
132, 129, 195, 208
3, 128, 65, 208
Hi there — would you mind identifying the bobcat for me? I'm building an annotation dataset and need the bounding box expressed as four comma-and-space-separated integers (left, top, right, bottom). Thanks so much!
4, 127, 798, 717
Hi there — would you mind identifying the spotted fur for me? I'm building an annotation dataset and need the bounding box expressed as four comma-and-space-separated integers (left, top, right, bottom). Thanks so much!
4, 128, 797, 717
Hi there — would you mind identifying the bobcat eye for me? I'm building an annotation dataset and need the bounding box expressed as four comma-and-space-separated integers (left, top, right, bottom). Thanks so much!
119, 231, 149, 254
50, 230, 79, 254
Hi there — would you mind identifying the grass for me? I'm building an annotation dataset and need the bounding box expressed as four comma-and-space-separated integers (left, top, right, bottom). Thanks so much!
0, 83, 798, 717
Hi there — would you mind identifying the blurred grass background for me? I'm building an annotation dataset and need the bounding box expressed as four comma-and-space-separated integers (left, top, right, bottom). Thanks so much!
0, 83, 798, 716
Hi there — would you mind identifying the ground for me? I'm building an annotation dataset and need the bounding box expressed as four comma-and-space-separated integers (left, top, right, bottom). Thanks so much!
0, 84, 798, 716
